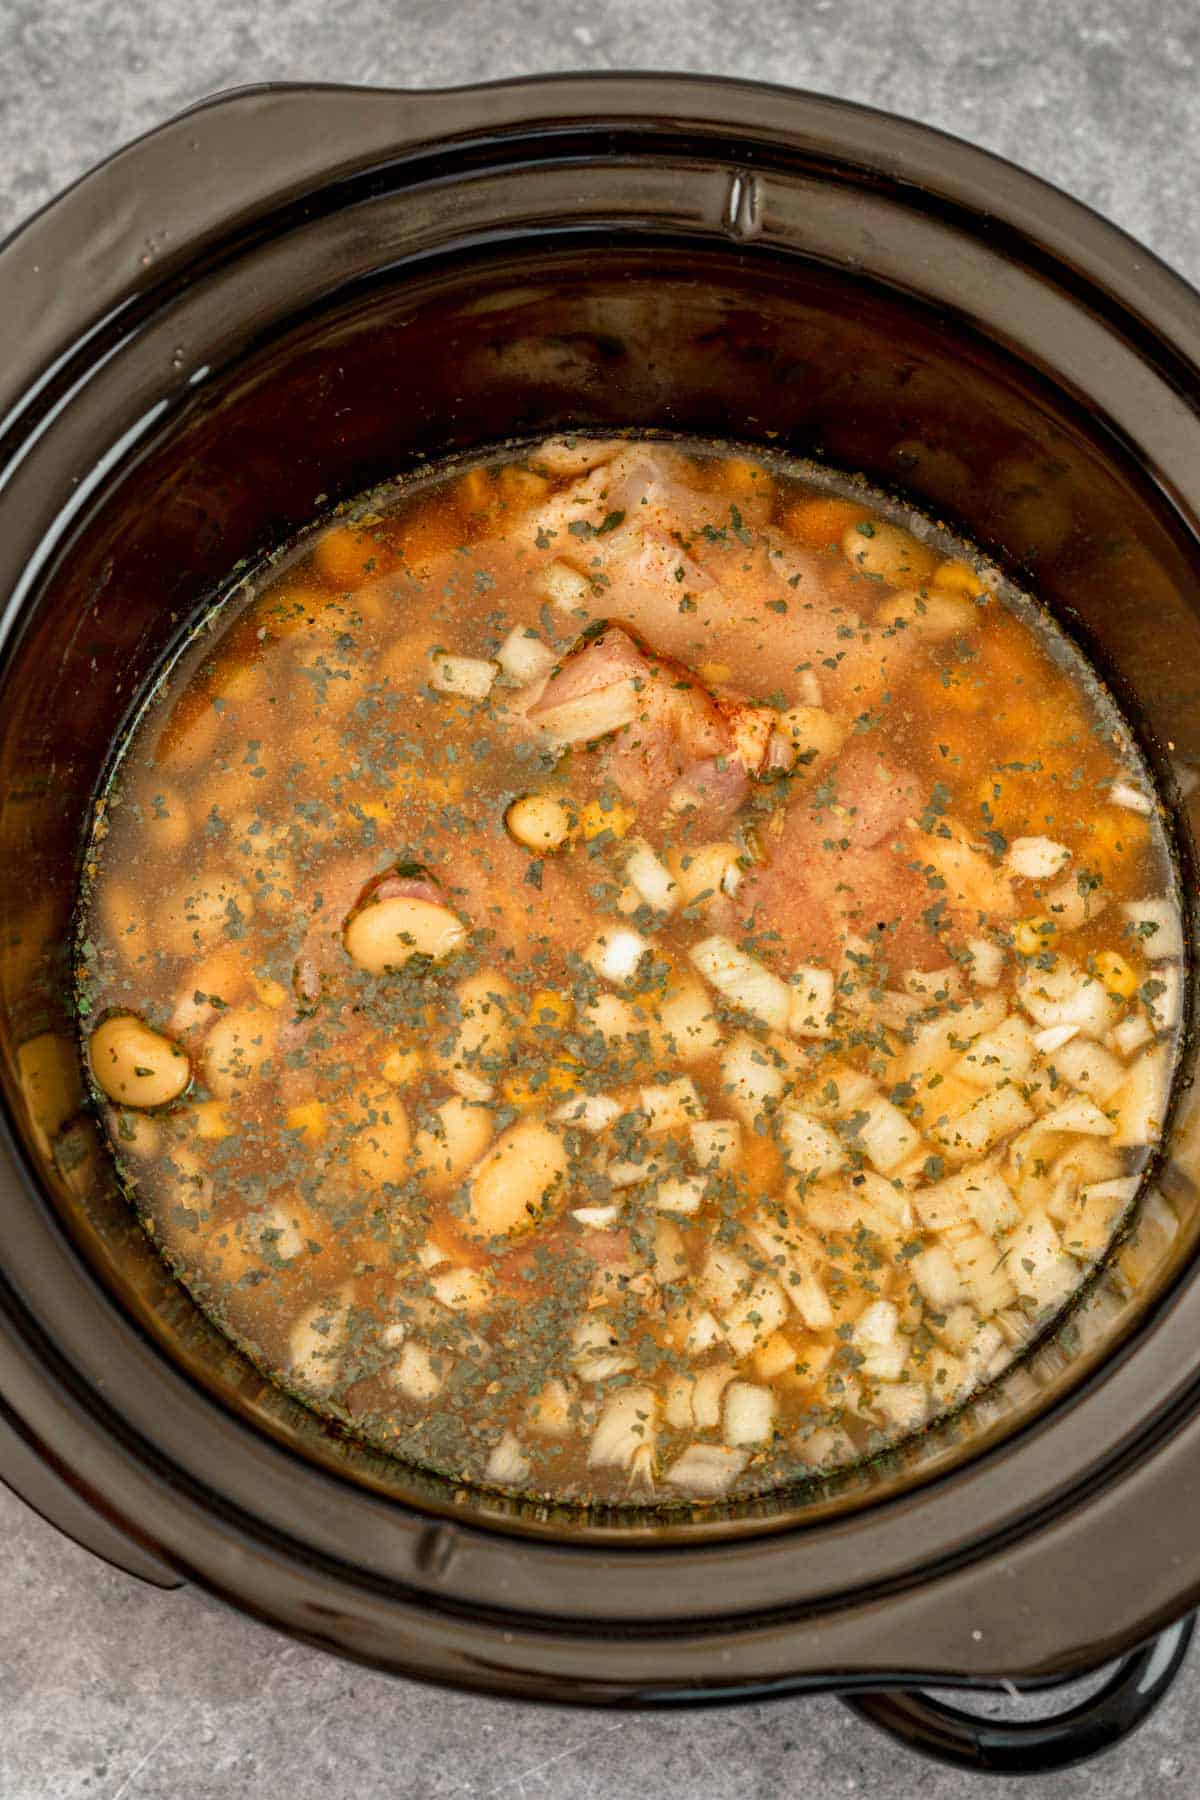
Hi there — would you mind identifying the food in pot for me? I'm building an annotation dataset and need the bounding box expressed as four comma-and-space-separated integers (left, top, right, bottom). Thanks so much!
74, 437, 1185, 1504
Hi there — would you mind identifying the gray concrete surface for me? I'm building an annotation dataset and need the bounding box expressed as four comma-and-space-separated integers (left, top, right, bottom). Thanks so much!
2, 1, 1200, 1795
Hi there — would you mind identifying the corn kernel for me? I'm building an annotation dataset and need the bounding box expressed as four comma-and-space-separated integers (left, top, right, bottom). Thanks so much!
1014, 915, 1059, 957
382, 1046, 426, 1087
313, 523, 387, 590
193, 1100, 233, 1142
782, 494, 866, 551
1094, 950, 1139, 999
527, 989, 573, 1035
285, 1100, 328, 1142
932, 558, 984, 598
579, 798, 637, 841
457, 466, 493, 514
254, 977, 288, 1010
502, 1059, 583, 1110
753, 1330, 799, 1381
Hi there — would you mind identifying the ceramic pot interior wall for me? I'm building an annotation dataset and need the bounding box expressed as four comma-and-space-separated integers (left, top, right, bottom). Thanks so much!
4, 241, 1199, 1525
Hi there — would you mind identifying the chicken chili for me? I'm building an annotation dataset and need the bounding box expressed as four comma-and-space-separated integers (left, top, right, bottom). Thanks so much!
75, 437, 1184, 1505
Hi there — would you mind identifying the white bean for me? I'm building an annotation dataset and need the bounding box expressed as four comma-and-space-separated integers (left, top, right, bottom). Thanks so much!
414, 1095, 494, 1193
89, 1015, 191, 1108
465, 1118, 568, 1238
344, 895, 467, 972
505, 792, 576, 852
202, 1006, 278, 1099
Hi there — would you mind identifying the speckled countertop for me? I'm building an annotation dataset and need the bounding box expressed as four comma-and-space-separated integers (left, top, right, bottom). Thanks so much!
2, 3, 1200, 1796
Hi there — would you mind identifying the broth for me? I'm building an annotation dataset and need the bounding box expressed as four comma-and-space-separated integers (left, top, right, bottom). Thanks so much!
75, 437, 1184, 1506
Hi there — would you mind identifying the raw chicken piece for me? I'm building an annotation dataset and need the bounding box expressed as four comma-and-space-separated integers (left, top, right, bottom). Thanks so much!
523, 445, 914, 710
738, 744, 954, 973
527, 624, 782, 827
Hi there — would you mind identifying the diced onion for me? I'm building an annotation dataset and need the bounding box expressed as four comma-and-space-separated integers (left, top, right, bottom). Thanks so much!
720, 1031, 785, 1127
1111, 1013, 1153, 1059
723, 1274, 789, 1358
1006, 836, 1070, 880
933, 1083, 1034, 1163
496, 627, 557, 686
1032, 1023, 1078, 1055
853, 1300, 907, 1382
571, 1203, 624, 1229
1120, 897, 1183, 962
390, 1340, 448, 1402
953, 1014, 1034, 1089
966, 936, 1005, 988
723, 1380, 776, 1447
665, 1443, 749, 1496
536, 558, 592, 613
654, 1176, 706, 1216
553, 1093, 622, 1133
857, 1097, 921, 1174
1111, 1046, 1170, 1147
1146, 963, 1182, 1033
1108, 780, 1154, 815
588, 1385, 657, 1477
788, 964, 835, 1038
572, 1313, 635, 1380
585, 927, 650, 986
484, 1431, 531, 1485
690, 1119, 742, 1170
640, 1076, 704, 1133
1006, 1211, 1076, 1308
1044, 1037, 1125, 1103
1018, 959, 1113, 1038
690, 935, 792, 1031
624, 839, 679, 913
779, 1108, 846, 1180
911, 1244, 966, 1310
428, 651, 498, 699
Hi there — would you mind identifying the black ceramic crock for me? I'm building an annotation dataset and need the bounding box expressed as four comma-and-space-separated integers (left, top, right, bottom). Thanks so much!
2, 75, 1200, 1776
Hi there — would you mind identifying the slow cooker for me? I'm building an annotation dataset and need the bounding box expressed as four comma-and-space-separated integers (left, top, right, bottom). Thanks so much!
2, 75, 1199, 1776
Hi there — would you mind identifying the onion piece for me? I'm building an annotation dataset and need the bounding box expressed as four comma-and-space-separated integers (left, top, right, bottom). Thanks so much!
690, 934, 792, 1031
585, 927, 650, 986
571, 1313, 635, 1381
654, 1176, 706, 1216
624, 839, 679, 913
1111, 1046, 1171, 1147
484, 1431, 531, 1485
665, 1443, 749, 1497
780, 1108, 846, 1180
720, 1031, 785, 1128
1006, 836, 1070, 880
535, 558, 592, 613
723, 1381, 776, 1447
553, 1093, 622, 1133
690, 1119, 742, 1170
1120, 896, 1183, 961
496, 627, 556, 686
428, 651, 498, 699
932, 1083, 1034, 1163
588, 1385, 657, 1482
1018, 959, 1113, 1037
1108, 780, 1154, 815
788, 964, 835, 1039
572, 1203, 624, 1229
966, 936, 1005, 988
639, 1076, 704, 1133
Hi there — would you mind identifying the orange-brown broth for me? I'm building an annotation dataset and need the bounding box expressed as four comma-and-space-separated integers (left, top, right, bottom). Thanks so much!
76, 439, 1181, 1505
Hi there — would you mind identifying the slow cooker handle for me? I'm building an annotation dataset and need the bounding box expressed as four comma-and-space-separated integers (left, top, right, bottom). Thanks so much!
840, 1613, 1194, 1776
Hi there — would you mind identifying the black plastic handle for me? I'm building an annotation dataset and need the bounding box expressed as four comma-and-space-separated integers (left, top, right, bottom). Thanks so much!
841, 1614, 1194, 1776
